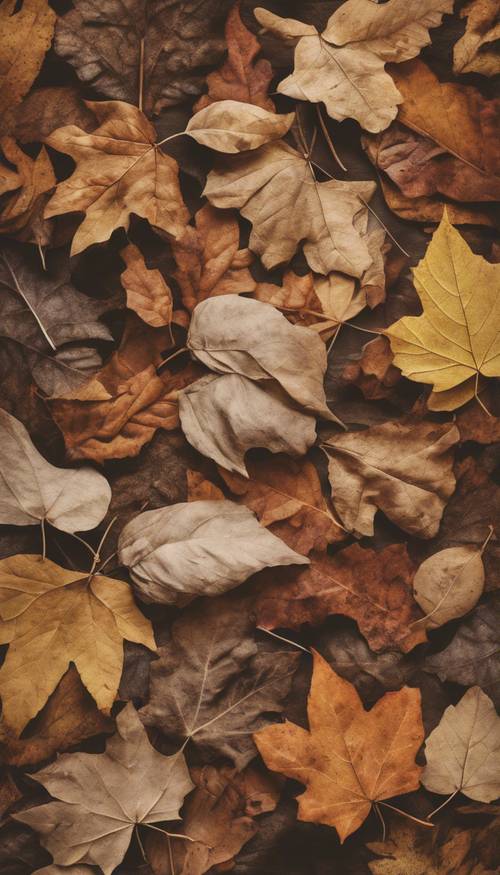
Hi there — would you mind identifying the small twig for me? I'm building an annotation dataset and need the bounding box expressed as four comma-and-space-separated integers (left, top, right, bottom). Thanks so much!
257, 626, 311, 654
379, 801, 434, 829
316, 105, 347, 172
138, 38, 145, 113
157, 346, 189, 370
426, 790, 460, 820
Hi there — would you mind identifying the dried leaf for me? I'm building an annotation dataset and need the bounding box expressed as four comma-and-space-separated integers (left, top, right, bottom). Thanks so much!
195, 2, 274, 111
120, 243, 173, 328
341, 336, 401, 401
255, 542, 426, 653
141, 592, 300, 769
254, 650, 423, 841
118, 499, 308, 605
255, 1, 453, 133
0, 138, 55, 243
0, 771, 21, 819
368, 819, 476, 875
14, 703, 193, 875
423, 686, 500, 802
323, 420, 458, 538
45, 101, 189, 256
453, 0, 500, 76
371, 170, 495, 226
386, 213, 500, 411
8, 86, 96, 143
0, 409, 111, 533
413, 545, 485, 629
0, 555, 155, 735
185, 100, 294, 151
204, 140, 376, 276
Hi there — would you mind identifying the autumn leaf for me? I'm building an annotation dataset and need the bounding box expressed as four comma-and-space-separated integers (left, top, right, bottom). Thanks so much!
204, 140, 376, 276
255, 1, 453, 133
254, 650, 424, 842
0, 555, 155, 735
118, 499, 308, 604
194, 1, 275, 111
184, 100, 294, 152
0, 138, 55, 244
14, 703, 193, 875
368, 818, 479, 875
413, 544, 486, 629
423, 686, 500, 802
386, 212, 500, 410
453, 0, 500, 76
7, 86, 97, 143
341, 336, 401, 401
120, 243, 173, 328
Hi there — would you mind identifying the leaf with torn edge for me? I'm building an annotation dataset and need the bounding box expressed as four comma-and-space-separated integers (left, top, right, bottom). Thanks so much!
254, 650, 424, 842
0, 555, 155, 735
386, 212, 500, 411
322, 420, 458, 538
423, 686, 500, 803
140, 591, 300, 769
179, 373, 318, 476
255, 1, 453, 133
453, 0, 500, 76
413, 544, 486, 629
204, 140, 376, 277
120, 243, 173, 328
118, 499, 308, 605
14, 703, 193, 875
0, 409, 111, 533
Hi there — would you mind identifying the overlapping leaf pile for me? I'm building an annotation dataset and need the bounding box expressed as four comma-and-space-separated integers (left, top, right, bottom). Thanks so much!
0, 1, 499, 874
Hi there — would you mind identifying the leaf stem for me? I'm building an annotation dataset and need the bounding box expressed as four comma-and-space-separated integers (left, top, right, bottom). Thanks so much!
142, 823, 196, 842
89, 517, 117, 576
256, 626, 311, 654
40, 517, 47, 561
378, 801, 434, 829
374, 802, 386, 842
426, 789, 460, 820
474, 372, 493, 418
2, 253, 56, 350
157, 346, 189, 369
316, 104, 347, 172
156, 131, 187, 148
480, 525, 495, 555
138, 38, 145, 113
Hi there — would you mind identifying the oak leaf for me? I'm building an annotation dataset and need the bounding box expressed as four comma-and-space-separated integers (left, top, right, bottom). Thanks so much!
453, 0, 500, 76
204, 140, 376, 277
255, 542, 426, 653
413, 545, 486, 629
118, 499, 308, 604
0, 138, 56, 243
423, 687, 500, 802
386, 213, 500, 410
120, 243, 173, 328
140, 592, 300, 768
323, 420, 458, 538
194, 2, 275, 111
0, 409, 111, 533
254, 650, 424, 841
255, 1, 453, 133
218, 453, 346, 553
0, 555, 155, 735
0, 0, 56, 135
14, 703, 193, 875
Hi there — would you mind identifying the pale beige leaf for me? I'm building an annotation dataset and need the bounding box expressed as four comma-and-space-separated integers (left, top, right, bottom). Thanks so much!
185, 100, 294, 152
413, 546, 485, 629
453, 0, 500, 76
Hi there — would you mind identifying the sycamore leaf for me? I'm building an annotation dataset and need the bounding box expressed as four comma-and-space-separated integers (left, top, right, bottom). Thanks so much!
187, 297, 336, 419
141, 592, 300, 769
453, 0, 500, 76
194, 2, 275, 111
0, 137, 56, 244
423, 687, 500, 802
185, 100, 294, 152
255, 1, 453, 133
413, 545, 485, 629
254, 650, 423, 842
204, 140, 376, 277
323, 420, 458, 538
179, 373, 318, 476
45, 101, 189, 256
0, 555, 155, 735
0, 0, 56, 134
14, 703, 193, 875
386, 213, 500, 411
0, 409, 111, 533
120, 243, 173, 328
118, 499, 308, 604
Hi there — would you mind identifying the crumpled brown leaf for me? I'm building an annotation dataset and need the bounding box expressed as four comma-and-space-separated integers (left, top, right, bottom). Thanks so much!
120, 243, 173, 328
453, 0, 500, 76
368, 817, 482, 875
0, 138, 55, 244
341, 336, 401, 400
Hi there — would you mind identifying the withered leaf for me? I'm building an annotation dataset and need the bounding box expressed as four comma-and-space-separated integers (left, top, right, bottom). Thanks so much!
14, 703, 193, 875
341, 336, 400, 401
254, 650, 424, 842
8, 86, 96, 144
120, 243, 173, 328
413, 545, 485, 629
0, 138, 55, 244
184, 100, 294, 152
140, 592, 300, 769
0, 555, 155, 735
368, 817, 481, 875
255, 542, 426, 653
118, 499, 308, 604
453, 0, 500, 76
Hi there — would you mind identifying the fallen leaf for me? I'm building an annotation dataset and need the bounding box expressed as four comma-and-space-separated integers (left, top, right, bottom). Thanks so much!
423, 686, 500, 802
7, 86, 96, 143
140, 592, 300, 769
0, 771, 21, 819
0, 409, 111, 533
118, 498, 308, 604
413, 545, 485, 629
0, 666, 113, 767
425, 599, 500, 707
386, 212, 500, 411
187, 296, 335, 419
54, 0, 233, 115
453, 0, 500, 76
187, 469, 225, 501
120, 243, 173, 328
179, 373, 318, 476
218, 453, 346, 553
254, 650, 424, 841
0, 822, 51, 875
0, 555, 155, 735
195, 2, 275, 111
368, 818, 476, 875
455, 393, 500, 444
14, 703, 193, 875
0, 138, 55, 243
204, 140, 376, 276
255, 542, 426, 653
0, 0, 56, 134
322, 419, 458, 538
146, 763, 279, 875
371, 171, 495, 225
341, 336, 401, 401
184, 100, 294, 152
171, 204, 256, 312
255, 1, 453, 133
45, 101, 189, 256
